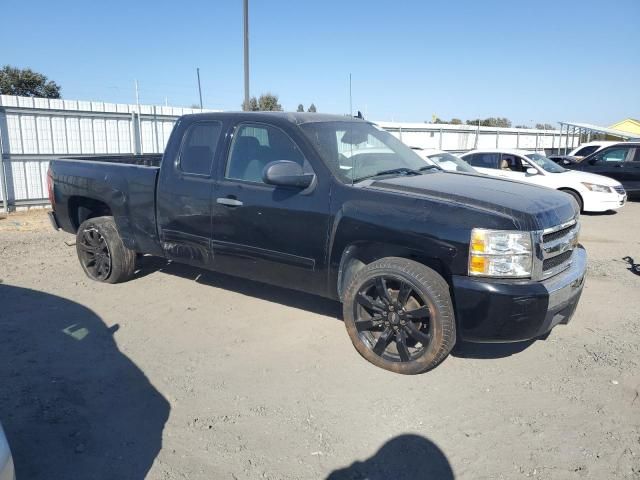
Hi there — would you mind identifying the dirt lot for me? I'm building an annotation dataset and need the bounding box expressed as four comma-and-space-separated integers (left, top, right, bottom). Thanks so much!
1, 204, 639, 480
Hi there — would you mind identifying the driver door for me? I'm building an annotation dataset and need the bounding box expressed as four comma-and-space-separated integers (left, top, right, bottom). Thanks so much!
580, 146, 633, 184
210, 122, 331, 295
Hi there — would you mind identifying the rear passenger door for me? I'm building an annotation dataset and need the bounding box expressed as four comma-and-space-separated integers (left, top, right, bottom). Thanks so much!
622, 147, 640, 193
156, 120, 223, 266
210, 122, 331, 295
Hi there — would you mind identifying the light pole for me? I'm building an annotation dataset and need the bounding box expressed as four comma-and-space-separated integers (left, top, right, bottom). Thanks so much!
243, 0, 250, 109
196, 67, 203, 109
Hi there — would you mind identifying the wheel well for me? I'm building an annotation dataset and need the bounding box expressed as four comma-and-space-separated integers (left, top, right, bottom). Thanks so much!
337, 243, 449, 300
557, 188, 583, 209
68, 197, 112, 231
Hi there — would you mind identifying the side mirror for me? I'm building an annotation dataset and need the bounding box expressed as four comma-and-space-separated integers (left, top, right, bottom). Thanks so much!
263, 160, 315, 189
526, 167, 538, 175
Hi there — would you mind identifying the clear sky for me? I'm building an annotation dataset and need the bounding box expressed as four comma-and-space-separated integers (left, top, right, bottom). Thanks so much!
2, 0, 638, 126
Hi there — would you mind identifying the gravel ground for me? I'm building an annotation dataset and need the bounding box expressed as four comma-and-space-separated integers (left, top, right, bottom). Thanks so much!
0, 204, 639, 479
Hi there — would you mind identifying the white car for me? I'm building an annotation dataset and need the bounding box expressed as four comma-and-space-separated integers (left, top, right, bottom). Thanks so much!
460, 148, 626, 212
411, 148, 478, 173
568, 141, 619, 158
0, 423, 14, 480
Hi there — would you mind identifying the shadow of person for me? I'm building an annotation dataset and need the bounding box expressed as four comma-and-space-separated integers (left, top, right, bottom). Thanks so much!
622, 256, 640, 276
0, 284, 170, 480
326, 434, 454, 480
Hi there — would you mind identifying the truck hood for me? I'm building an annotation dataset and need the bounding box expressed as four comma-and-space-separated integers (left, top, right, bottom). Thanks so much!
365, 172, 578, 231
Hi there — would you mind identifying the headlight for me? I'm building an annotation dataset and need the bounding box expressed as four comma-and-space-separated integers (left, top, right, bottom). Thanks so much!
581, 182, 611, 193
469, 229, 532, 278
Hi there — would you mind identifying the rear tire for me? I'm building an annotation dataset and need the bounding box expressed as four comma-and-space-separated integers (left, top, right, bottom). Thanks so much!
76, 216, 136, 284
560, 189, 583, 213
342, 257, 456, 374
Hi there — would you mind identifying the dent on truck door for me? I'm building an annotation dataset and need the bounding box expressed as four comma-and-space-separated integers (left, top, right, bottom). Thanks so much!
211, 122, 330, 295
156, 121, 223, 265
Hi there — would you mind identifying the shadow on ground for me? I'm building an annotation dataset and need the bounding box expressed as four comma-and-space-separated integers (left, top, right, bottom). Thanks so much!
0, 284, 169, 480
451, 339, 536, 359
326, 434, 454, 479
135, 255, 343, 319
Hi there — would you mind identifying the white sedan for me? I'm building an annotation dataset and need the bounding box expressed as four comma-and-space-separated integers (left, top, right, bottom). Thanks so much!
460, 148, 626, 212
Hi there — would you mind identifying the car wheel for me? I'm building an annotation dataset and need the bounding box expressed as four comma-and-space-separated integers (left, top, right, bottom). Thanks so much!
343, 257, 456, 374
76, 216, 136, 284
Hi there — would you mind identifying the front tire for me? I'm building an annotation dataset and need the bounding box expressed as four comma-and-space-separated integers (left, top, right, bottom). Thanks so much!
343, 257, 456, 374
76, 216, 136, 284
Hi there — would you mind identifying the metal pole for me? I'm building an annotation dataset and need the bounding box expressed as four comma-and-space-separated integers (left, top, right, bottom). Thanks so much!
135, 80, 143, 154
197, 67, 203, 109
0, 119, 9, 213
349, 73, 353, 117
243, 0, 250, 110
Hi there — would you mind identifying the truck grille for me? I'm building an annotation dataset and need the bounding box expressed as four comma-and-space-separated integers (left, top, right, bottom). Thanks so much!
613, 185, 626, 195
540, 219, 579, 279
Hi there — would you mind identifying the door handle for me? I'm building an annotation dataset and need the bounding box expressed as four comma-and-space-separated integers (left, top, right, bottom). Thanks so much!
216, 197, 243, 207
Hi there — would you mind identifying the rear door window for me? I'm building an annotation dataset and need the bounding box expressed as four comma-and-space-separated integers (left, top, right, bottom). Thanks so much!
179, 122, 223, 175
573, 145, 599, 157
466, 153, 500, 169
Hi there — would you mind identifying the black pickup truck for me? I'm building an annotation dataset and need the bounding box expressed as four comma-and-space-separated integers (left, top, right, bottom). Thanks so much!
48, 112, 586, 374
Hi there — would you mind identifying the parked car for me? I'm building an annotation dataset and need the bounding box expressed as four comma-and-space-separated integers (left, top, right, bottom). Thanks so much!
460, 148, 626, 212
411, 148, 478, 173
568, 141, 620, 158
0, 423, 15, 480
48, 112, 586, 374
564, 142, 640, 195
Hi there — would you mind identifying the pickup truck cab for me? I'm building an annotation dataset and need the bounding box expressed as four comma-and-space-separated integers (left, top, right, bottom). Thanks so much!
48, 112, 586, 374
460, 148, 626, 212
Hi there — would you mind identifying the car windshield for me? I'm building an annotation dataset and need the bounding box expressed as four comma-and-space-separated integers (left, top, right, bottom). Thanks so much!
427, 152, 477, 173
525, 153, 566, 173
299, 121, 432, 183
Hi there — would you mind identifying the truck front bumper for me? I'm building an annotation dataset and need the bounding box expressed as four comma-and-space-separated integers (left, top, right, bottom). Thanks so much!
452, 246, 587, 342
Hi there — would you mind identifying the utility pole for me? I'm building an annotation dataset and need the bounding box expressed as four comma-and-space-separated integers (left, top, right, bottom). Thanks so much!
243, 0, 250, 110
196, 67, 203, 109
349, 73, 352, 117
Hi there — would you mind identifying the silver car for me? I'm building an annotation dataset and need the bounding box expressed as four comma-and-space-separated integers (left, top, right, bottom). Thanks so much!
0, 423, 14, 480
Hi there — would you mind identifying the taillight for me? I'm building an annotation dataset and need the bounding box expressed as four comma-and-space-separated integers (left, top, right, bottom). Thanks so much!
47, 167, 55, 208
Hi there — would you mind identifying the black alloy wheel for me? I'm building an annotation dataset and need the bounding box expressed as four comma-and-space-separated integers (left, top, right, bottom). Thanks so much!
77, 227, 112, 281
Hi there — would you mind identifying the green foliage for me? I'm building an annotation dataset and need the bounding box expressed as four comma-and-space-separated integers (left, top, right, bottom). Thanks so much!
258, 93, 282, 111
242, 96, 259, 111
535, 123, 554, 130
450, 118, 462, 125
466, 117, 512, 128
307, 103, 317, 113
515, 125, 531, 129
296, 104, 304, 112
0, 65, 61, 98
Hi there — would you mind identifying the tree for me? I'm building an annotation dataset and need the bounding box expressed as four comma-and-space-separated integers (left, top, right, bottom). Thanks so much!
535, 123, 554, 130
466, 117, 512, 128
257, 93, 282, 111
450, 118, 463, 125
307, 103, 317, 113
296, 104, 304, 112
0, 65, 61, 98
434, 117, 448, 124
515, 125, 531, 129
242, 96, 259, 111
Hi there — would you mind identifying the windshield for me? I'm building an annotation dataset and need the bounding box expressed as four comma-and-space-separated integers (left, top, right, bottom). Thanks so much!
427, 152, 477, 173
525, 153, 566, 173
299, 121, 431, 183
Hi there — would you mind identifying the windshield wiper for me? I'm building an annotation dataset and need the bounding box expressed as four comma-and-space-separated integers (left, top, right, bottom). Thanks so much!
418, 165, 439, 171
353, 167, 424, 183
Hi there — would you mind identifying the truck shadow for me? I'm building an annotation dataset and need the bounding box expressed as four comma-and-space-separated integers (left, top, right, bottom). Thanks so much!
451, 339, 536, 359
0, 284, 170, 480
134, 255, 343, 319
326, 434, 454, 480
